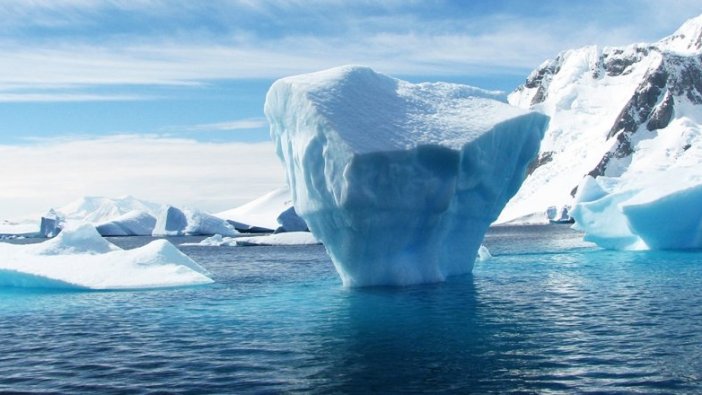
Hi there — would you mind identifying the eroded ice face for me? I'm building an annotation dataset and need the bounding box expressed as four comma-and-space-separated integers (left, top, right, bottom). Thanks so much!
265, 65, 548, 287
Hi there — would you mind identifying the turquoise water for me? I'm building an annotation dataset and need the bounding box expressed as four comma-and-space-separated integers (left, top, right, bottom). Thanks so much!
1, 226, 701, 393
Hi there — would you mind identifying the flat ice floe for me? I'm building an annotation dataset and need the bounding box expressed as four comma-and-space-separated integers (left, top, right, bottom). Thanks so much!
0, 224, 213, 290
182, 232, 320, 247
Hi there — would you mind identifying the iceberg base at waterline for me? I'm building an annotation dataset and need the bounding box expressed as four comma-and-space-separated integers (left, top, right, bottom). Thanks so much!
0, 224, 213, 290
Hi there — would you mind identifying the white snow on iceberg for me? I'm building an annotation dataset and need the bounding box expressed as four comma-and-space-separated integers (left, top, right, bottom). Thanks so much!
0, 224, 213, 290
265, 65, 548, 286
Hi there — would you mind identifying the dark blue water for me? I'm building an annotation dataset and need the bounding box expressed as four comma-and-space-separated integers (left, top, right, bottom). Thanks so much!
1, 226, 701, 394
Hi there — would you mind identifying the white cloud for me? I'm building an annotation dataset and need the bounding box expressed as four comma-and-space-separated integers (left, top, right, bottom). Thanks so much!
167, 118, 268, 133
0, 2, 699, 103
0, 136, 286, 219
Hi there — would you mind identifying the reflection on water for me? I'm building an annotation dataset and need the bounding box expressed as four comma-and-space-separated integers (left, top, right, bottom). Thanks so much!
0, 227, 701, 393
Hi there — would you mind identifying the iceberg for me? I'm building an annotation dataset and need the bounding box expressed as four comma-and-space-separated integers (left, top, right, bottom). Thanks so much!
39, 209, 64, 238
95, 210, 157, 236
571, 169, 702, 250
153, 206, 238, 237
216, 186, 308, 233
265, 66, 548, 286
0, 224, 213, 290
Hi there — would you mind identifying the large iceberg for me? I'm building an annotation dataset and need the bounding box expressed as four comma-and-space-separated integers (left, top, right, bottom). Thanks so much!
571, 169, 702, 250
0, 224, 213, 290
265, 66, 548, 286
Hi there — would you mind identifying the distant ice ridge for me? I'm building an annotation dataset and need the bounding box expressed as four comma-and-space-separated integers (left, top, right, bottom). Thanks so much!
39, 196, 163, 237
266, 65, 547, 286
499, 14, 702, 224
571, 169, 702, 250
0, 224, 213, 290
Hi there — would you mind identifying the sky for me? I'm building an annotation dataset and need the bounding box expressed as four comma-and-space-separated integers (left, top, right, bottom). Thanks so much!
2, 0, 702, 219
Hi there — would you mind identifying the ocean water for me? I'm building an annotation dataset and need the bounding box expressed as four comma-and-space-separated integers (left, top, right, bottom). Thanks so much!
1, 225, 701, 394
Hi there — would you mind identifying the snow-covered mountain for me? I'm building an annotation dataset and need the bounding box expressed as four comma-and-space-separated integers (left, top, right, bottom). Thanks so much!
499, 14, 702, 223
58, 196, 162, 223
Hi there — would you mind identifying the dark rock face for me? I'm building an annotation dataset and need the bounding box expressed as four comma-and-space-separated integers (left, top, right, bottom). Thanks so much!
607, 62, 668, 139
523, 57, 562, 106
526, 151, 554, 175
647, 92, 675, 131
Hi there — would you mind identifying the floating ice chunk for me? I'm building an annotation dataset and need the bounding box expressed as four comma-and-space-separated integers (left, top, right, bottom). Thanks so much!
40, 209, 64, 238
95, 210, 156, 236
0, 224, 213, 290
265, 65, 548, 286
477, 245, 492, 262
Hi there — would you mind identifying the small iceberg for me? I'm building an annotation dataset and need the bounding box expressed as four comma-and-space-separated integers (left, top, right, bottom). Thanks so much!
153, 206, 238, 237
0, 224, 213, 290
571, 170, 702, 250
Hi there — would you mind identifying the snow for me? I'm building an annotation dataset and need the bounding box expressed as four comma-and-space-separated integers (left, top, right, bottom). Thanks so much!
95, 210, 157, 236
216, 186, 307, 232
266, 65, 547, 286
0, 219, 40, 236
0, 224, 213, 290
153, 206, 238, 237
182, 232, 320, 247
658, 14, 702, 55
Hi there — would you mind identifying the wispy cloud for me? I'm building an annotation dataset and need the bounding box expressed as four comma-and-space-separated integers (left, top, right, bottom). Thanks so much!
0, 135, 285, 219
166, 118, 268, 133
0, 1, 700, 102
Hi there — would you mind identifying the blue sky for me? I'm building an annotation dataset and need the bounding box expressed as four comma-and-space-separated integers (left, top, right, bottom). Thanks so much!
2, 0, 701, 144
1, 0, 701, 217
